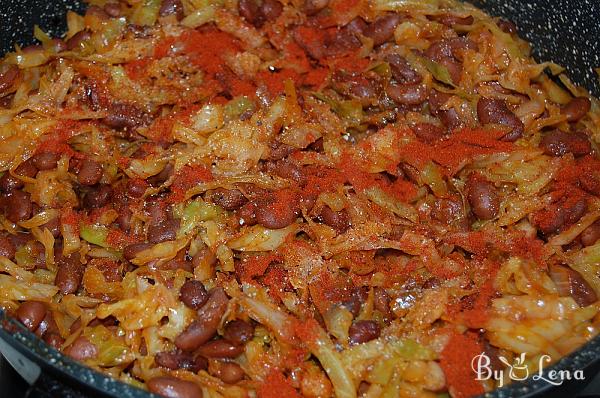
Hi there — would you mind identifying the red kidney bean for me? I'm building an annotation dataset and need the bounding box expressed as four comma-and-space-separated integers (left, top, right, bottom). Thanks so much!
180, 280, 209, 310
41, 217, 61, 238
260, 0, 283, 22
83, 184, 113, 209
158, 258, 193, 272
431, 196, 465, 225
386, 83, 428, 105
263, 160, 305, 183
348, 320, 380, 345
304, 0, 329, 15
35, 310, 59, 337
116, 206, 132, 232
236, 202, 257, 226
210, 361, 245, 384
66, 336, 98, 360
238, 0, 261, 26
477, 97, 524, 141
32, 152, 60, 171
254, 191, 299, 230
0, 159, 38, 192
561, 97, 591, 122
159, 0, 184, 20
30, 241, 46, 269
147, 376, 203, 398
428, 89, 462, 130
77, 159, 103, 186
44, 332, 65, 349
175, 288, 229, 351
148, 163, 174, 187
535, 194, 587, 235
86, 5, 110, 20
54, 253, 83, 295
318, 206, 351, 234
208, 188, 247, 211
127, 178, 147, 198
580, 221, 600, 247
16, 301, 46, 331
332, 72, 380, 106
341, 288, 366, 317
384, 53, 422, 84
467, 174, 499, 220
363, 14, 402, 46
549, 264, 597, 307
103, 2, 122, 17
268, 141, 295, 161
148, 218, 180, 244
0, 65, 19, 95
66, 30, 91, 51
223, 320, 254, 346
102, 103, 148, 131
0, 234, 15, 259
155, 350, 207, 372
197, 340, 244, 359
6, 190, 33, 223
540, 129, 591, 157
123, 242, 153, 261
412, 122, 444, 143
373, 287, 393, 319
497, 18, 517, 34
430, 13, 474, 26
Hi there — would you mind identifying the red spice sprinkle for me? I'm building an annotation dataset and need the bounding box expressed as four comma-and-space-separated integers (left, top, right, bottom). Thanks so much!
168, 164, 213, 203
440, 332, 485, 398
60, 208, 81, 235
294, 317, 319, 343
239, 253, 283, 282
258, 370, 301, 398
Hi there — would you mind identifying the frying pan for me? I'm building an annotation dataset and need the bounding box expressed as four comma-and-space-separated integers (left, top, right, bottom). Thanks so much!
0, 1, 600, 397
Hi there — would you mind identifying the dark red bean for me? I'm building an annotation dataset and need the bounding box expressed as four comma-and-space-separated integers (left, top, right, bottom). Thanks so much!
255, 204, 297, 229
341, 288, 365, 317
85, 5, 110, 20
535, 194, 587, 235
54, 253, 83, 295
561, 97, 591, 122
430, 13, 474, 26
386, 83, 428, 105
539, 130, 591, 157
148, 218, 180, 244
147, 376, 203, 398
148, 163, 174, 187
467, 174, 499, 220
155, 350, 207, 372
180, 280, 209, 310
318, 206, 350, 234
66, 30, 91, 51
260, 0, 283, 22
197, 340, 244, 359
123, 242, 153, 261
44, 332, 65, 349
268, 141, 295, 161
348, 320, 380, 345
223, 320, 254, 346
431, 196, 465, 225
175, 288, 229, 351
549, 264, 597, 307
83, 184, 113, 209
66, 336, 98, 360
29, 241, 46, 269
16, 301, 46, 331
41, 217, 61, 238
116, 206, 132, 232
102, 103, 148, 130
238, 0, 261, 26
0, 160, 37, 192
35, 310, 59, 337
304, 0, 329, 15
332, 72, 380, 106
497, 18, 517, 34
127, 178, 147, 198
159, 0, 184, 20
0, 65, 19, 94
373, 288, 393, 319
6, 190, 33, 223
263, 160, 305, 183
581, 221, 600, 247
363, 14, 402, 46
413, 123, 444, 143
236, 202, 257, 226
384, 53, 421, 84
210, 362, 245, 384
32, 152, 60, 170
103, 2, 122, 17
429, 89, 462, 131
0, 234, 15, 259
477, 98, 524, 141
77, 159, 103, 186
208, 188, 247, 211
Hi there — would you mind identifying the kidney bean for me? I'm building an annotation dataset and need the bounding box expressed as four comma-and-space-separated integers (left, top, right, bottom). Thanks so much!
40, 216, 60, 238
430, 13, 474, 26
428, 89, 461, 130
0, 159, 38, 193
148, 218, 180, 244
147, 376, 203, 398
66, 30, 91, 51
35, 310, 59, 337
208, 188, 247, 211
332, 72, 380, 106
159, 0, 184, 20
123, 242, 153, 261
148, 163, 174, 187
16, 301, 46, 331
260, 0, 283, 22
77, 159, 103, 186
497, 18, 517, 34
263, 160, 305, 183
30, 241, 46, 269
32, 152, 60, 171
255, 193, 298, 230
412, 123, 444, 143
348, 320, 380, 345
238, 0, 261, 26
127, 178, 147, 198
223, 320, 254, 346
341, 288, 366, 317
0, 235, 15, 259
6, 190, 32, 223
318, 206, 350, 234
304, 0, 329, 15
155, 350, 207, 372
180, 280, 209, 310
384, 53, 421, 84
175, 288, 229, 351
373, 287, 393, 319
477, 98, 524, 141
103, 2, 122, 17
386, 83, 428, 105
66, 336, 98, 361
466, 174, 499, 220
540, 129, 591, 157
44, 332, 65, 350
431, 196, 465, 225
549, 264, 597, 307
535, 194, 587, 235
0, 65, 19, 95
268, 141, 295, 161
83, 184, 113, 209
580, 221, 600, 247
102, 103, 148, 130
561, 97, 591, 122
197, 340, 244, 359
210, 361, 245, 384
363, 14, 402, 46
55, 253, 83, 295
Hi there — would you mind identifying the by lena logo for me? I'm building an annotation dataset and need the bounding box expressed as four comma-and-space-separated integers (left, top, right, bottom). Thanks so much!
471, 352, 585, 387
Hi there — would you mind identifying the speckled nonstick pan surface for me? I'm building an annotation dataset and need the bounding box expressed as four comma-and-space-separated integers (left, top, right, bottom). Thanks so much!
0, 1, 599, 397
